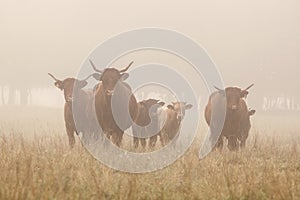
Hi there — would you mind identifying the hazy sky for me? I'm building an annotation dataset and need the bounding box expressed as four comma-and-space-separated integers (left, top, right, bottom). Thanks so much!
0, 0, 299, 109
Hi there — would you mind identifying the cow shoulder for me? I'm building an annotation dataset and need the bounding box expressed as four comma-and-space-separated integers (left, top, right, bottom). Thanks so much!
239, 99, 249, 118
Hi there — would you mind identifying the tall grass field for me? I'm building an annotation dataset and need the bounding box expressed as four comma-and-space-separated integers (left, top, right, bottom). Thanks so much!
0, 106, 299, 199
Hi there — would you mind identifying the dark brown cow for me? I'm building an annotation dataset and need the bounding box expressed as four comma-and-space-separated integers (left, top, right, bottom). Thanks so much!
204, 84, 254, 151
89, 60, 138, 147
158, 102, 193, 147
132, 99, 165, 149
48, 73, 97, 148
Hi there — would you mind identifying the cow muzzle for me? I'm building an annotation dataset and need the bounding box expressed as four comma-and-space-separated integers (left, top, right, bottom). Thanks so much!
66, 97, 73, 102
106, 90, 114, 96
177, 114, 183, 121
231, 105, 238, 110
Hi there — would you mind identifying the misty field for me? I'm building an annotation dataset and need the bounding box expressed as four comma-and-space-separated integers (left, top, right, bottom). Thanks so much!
0, 107, 299, 200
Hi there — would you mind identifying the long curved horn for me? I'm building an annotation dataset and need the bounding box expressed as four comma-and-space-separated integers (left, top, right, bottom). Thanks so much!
214, 86, 223, 91
244, 83, 254, 91
48, 73, 60, 81
89, 59, 104, 73
120, 61, 134, 73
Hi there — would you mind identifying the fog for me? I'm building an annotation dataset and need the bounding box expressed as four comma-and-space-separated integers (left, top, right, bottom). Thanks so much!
0, 0, 299, 113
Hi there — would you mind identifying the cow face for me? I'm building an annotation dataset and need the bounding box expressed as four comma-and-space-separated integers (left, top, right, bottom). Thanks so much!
215, 84, 254, 111
167, 102, 193, 121
48, 73, 89, 102
89, 60, 133, 96
55, 78, 87, 102
225, 87, 244, 111
99, 68, 129, 95
141, 99, 165, 117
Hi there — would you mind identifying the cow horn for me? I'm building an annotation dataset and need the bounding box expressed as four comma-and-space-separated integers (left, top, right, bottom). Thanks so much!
120, 61, 134, 73
214, 86, 223, 91
48, 73, 60, 81
89, 59, 104, 73
244, 83, 254, 91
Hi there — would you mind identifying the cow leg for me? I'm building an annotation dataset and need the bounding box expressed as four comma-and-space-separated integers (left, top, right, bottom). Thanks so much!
66, 123, 75, 148
113, 130, 123, 147
140, 138, 146, 149
139, 128, 146, 149
111, 132, 117, 146
117, 132, 123, 147
170, 132, 179, 149
132, 126, 139, 148
149, 135, 157, 148
240, 138, 246, 149
133, 137, 139, 149
159, 132, 167, 147
215, 137, 223, 151
107, 131, 112, 140
102, 130, 112, 147
68, 131, 75, 148
103, 130, 111, 142
227, 136, 238, 151
239, 131, 248, 149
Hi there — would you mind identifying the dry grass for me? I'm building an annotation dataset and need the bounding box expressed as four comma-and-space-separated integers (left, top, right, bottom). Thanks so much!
0, 107, 299, 200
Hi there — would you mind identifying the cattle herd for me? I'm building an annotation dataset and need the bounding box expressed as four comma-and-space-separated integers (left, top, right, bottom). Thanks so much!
48, 61, 255, 152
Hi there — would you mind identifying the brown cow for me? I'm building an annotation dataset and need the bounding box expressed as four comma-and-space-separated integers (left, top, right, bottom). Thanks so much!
89, 60, 138, 147
204, 84, 254, 151
157, 102, 193, 147
132, 99, 165, 149
48, 73, 98, 148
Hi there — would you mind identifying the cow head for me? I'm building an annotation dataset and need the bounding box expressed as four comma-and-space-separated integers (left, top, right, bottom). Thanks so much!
89, 60, 133, 96
214, 84, 254, 111
167, 102, 193, 121
48, 73, 93, 102
140, 99, 165, 117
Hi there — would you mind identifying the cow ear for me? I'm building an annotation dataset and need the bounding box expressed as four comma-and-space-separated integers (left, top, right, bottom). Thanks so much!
93, 83, 99, 92
77, 80, 88, 89
92, 73, 102, 81
185, 104, 193, 110
121, 73, 129, 81
241, 90, 249, 98
54, 81, 63, 90
167, 105, 174, 110
158, 102, 165, 106
249, 109, 256, 116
